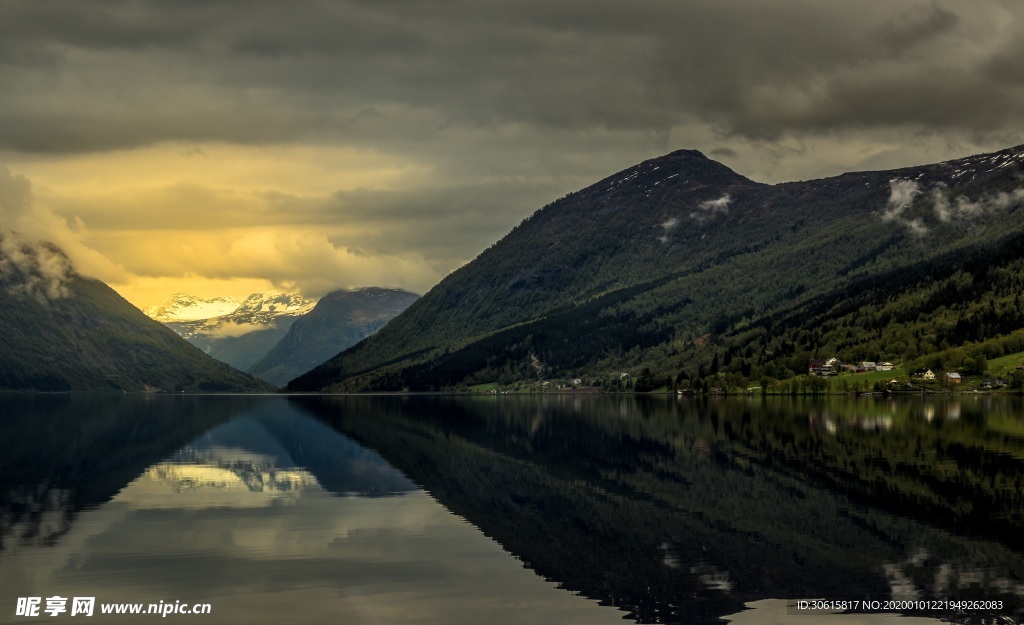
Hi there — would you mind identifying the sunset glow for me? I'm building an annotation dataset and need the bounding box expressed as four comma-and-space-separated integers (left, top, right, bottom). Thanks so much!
2, 0, 1022, 309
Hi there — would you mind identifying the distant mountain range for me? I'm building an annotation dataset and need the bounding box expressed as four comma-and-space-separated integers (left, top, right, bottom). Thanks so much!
148, 288, 418, 386
154, 291, 316, 372
249, 288, 419, 386
289, 145, 1024, 392
146, 293, 243, 322
0, 237, 268, 392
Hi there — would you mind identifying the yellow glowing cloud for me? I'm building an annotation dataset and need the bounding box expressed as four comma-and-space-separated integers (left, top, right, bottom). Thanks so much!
91, 227, 442, 304
3, 142, 446, 309
13, 142, 428, 197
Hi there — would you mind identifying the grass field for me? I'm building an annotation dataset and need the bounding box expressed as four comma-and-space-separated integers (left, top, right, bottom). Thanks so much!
823, 368, 907, 391
987, 351, 1024, 377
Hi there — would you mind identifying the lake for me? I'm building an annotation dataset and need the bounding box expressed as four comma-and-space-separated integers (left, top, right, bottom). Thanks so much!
1, 393, 1022, 624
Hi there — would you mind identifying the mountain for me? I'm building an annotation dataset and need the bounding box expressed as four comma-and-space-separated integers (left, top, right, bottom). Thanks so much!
290, 145, 1024, 392
249, 287, 419, 387
156, 291, 316, 371
0, 238, 269, 392
146, 293, 241, 322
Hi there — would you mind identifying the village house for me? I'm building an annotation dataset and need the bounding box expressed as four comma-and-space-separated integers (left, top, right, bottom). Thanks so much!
811, 358, 835, 372
945, 372, 962, 384
912, 369, 936, 380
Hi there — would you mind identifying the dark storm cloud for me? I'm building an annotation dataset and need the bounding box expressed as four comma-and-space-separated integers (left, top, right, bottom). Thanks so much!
648, 1, 1023, 141
874, 4, 960, 55
2, 0, 1022, 155
5, 0, 1024, 303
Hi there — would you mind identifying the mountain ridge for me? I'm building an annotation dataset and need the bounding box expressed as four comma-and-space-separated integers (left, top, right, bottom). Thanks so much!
146, 293, 242, 322
0, 238, 269, 392
157, 291, 316, 372
248, 287, 419, 386
290, 144, 1024, 392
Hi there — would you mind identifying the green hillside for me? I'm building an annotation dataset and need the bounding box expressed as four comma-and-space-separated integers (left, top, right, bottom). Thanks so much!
0, 239, 270, 392
290, 146, 1024, 393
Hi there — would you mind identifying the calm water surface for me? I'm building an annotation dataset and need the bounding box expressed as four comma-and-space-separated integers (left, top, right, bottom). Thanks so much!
2, 394, 1023, 624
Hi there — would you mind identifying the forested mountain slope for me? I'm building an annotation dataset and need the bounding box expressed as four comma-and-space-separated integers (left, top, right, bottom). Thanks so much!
291, 146, 1024, 392
0, 238, 269, 392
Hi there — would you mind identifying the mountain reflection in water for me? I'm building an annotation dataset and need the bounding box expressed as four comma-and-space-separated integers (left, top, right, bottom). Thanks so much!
294, 394, 1024, 625
0, 395, 622, 625
1, 393, 1022, 624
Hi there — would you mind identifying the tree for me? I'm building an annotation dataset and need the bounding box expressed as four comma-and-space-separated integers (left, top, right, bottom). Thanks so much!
1011, 370, 1024, 392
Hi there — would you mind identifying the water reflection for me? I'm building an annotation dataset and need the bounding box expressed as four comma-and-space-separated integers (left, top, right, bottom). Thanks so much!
0, 394, 245, 555
0, 396, 625, 625
293, 394, 1024, 624
2, 394, 1023, 624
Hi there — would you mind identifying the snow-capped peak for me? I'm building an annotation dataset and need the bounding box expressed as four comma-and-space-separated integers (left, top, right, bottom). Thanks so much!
146, 293, 242, 322
233, 291, 316, 317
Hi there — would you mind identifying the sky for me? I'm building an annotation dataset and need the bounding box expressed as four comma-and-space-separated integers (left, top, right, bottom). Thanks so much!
1, 0, 1024, 310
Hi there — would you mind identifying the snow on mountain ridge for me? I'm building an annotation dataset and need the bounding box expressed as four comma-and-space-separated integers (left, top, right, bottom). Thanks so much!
146, 293, 242, 322
232, 291, 316, 319
146, 290, 316, 324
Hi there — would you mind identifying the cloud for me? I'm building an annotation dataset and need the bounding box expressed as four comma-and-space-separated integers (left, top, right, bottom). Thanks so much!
884, 178, 1024, 235
0, 165, 130, 301
931, 186, 1024, 221
89, 227, 445, 303
0, 1, 1022, 159
6, 142, 577, 307
0, 167, 74, 300
874, 4, 960, 55
904, 218, 929, 237
689, 194, 731, 222
880, 179, 930, 236
0, 235, 73, 300
204, 320, 274, 339
931, 187, 952, 221
3, 0, 1024, 308
988, 188, 1024, 210
700, 195, 733, 213
657, 217, 679, 244
0, 166, 32, 221
883, 179, 920, 220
